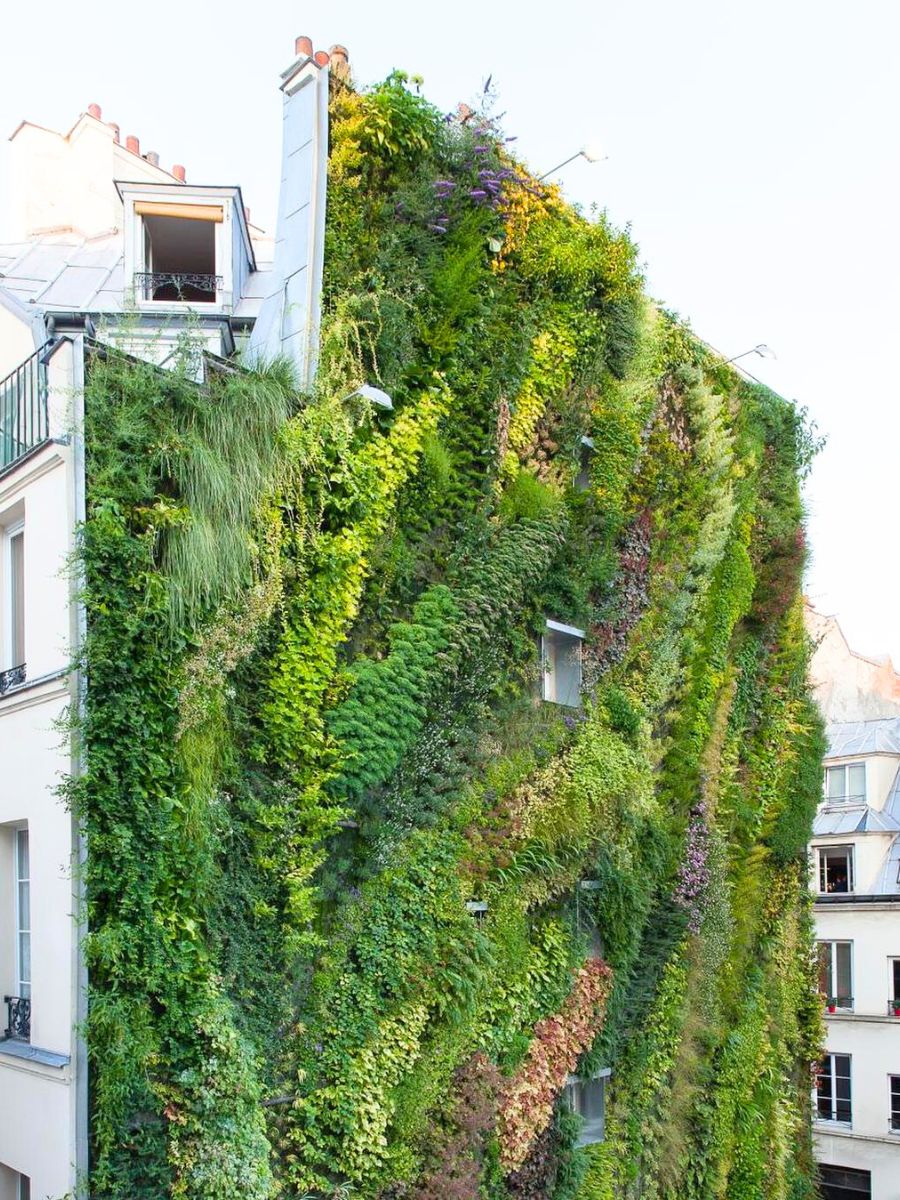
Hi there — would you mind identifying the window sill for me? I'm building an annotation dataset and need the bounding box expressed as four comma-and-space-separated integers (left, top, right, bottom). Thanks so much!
0, 1038, 70, 1069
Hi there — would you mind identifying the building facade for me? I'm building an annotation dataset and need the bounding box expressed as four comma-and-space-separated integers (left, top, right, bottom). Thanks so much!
0, 34, 336, 1198
809, 609, 900, 1200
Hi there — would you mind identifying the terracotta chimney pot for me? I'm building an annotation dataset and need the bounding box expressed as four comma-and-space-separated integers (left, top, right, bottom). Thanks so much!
87, 103, 102, 120
172, 164, 186, 182
125, 135, 140, 155
329, 44, 350, 79
295, 35, 313, 58
314, 50, 330, 67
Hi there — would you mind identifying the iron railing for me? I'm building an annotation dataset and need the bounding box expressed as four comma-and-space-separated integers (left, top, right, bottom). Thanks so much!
3, 994, 30, 1041
134, 272, 222, 302
888, 998, 900, 1017
0, 665, 25, 694
0, 345, 50, 473
824, 995, 854, 1012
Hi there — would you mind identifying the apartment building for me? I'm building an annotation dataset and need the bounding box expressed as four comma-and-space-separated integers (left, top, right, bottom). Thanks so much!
808, 608, 900, 1200
0, 34, 335, 1198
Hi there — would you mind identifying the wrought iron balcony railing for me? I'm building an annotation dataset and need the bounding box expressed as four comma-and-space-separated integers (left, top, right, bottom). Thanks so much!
0, 664, 26, 695
0, 345, 50, 474
3, 994, 30, 1041
824, 995, 853, 1012
134, 272, 223, 302
889, 998, 900, 1017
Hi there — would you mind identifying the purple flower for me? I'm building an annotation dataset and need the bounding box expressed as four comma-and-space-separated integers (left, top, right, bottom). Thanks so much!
469, 189, 488, 199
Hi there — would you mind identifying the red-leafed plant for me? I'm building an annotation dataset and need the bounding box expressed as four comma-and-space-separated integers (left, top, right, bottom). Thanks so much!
498, 958, 613, 1173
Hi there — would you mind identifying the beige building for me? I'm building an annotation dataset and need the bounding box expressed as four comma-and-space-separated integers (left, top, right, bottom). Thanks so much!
0, 34, 334, 1198
808, 607, 900, 1200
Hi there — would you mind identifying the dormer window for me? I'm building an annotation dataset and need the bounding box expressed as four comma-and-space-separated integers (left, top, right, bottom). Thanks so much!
817, 845, 854, 894
134, 201, 223, 303
825, 763, 866, 807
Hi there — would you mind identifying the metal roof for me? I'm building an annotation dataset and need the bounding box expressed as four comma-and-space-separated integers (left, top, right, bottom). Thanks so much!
826, 717, 900, 758
0, 233, 272, 317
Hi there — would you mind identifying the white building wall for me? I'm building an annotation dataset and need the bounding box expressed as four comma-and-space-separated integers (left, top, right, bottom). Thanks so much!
0, 436, 78, 1193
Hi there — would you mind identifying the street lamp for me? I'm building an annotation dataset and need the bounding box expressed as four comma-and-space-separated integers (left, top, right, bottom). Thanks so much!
725, 344, 776, 365
538, 143, 606, 181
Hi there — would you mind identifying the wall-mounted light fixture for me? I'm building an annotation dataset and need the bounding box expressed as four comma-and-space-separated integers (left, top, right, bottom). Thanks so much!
344, 384, 393, 410
538, 143, 606, 182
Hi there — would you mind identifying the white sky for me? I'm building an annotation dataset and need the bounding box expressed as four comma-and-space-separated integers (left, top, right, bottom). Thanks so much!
2, 0, 898, 661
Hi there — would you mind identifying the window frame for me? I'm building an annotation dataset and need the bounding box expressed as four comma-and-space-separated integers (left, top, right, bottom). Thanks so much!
122, 189, 234, 312
563, 1069, 610, 1146
818, 940, 853, 1011
4, 518, 24, 672
541, 619, 585, 708
889, 957, 900, 1012
815, 1052, 852, 1125
15, 824, 30, 1001
824, 762, 867, 807
817, 844, 855, 895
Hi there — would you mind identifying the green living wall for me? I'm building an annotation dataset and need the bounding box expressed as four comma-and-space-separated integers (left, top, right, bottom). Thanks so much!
68, 69, 825, 1200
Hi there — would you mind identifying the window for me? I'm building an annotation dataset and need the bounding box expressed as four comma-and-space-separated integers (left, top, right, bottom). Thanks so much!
890, 958, 900, 1015
0, 1168, 31, 1200
563, 1071, 609, 1145
15, 828, 29, 1002
542, 620, 584, 707
825, 763, 866, 807
4, 521, 24, 672
135, 201, 223, 303
575, 435, 595, 492
891, 1075, 900, 1133
817, 845, 854, 894
816, 1053, 852, 1124
818, 942, 852, 1010
817, 1164, 871, 1200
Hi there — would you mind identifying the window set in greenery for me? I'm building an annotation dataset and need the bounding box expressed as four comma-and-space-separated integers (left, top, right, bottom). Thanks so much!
69, 66, 825, 1199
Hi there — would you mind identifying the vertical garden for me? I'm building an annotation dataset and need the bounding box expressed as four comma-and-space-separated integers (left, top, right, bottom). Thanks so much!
69, 67, 825, 1200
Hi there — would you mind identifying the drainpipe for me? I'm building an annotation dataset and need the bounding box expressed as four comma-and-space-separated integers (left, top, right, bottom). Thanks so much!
72, 333, 89, 1197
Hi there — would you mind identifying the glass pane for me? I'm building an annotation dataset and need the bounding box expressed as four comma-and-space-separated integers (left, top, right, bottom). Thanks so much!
826, 767, 844, 800
818, 943, 832, 994
10, 530, 24, 667
848, 764, 866, 800
16, 827, 28, 878
17, 879, 29, 930
893, 959, 900, 1000
18, 930, 30, 989
835, 944, 851, 1000
825, 851, 850, 893
581, 1079, 605, 1125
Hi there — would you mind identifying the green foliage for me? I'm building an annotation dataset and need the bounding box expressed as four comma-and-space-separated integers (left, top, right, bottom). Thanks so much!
72, 67, 824, 1200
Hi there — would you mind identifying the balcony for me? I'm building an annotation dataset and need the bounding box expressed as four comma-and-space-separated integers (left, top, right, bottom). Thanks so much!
0, 345, 50, 476
134, 271, 223, 303
3, 994, 30, 1041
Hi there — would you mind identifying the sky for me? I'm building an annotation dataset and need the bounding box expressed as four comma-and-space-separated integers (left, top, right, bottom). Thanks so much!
2, 0, 898, 661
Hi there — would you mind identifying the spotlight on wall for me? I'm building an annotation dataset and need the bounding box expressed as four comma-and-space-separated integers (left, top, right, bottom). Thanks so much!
538, 144, 607, 181
344, 384, 393, 410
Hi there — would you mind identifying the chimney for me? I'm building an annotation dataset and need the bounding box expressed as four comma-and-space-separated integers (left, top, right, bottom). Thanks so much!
87, 103, 102, 120
172, 164, 186, 182
108, 122, 120, 144
329, 44, 350, 80
145, 151, 160, 167
125, 135, 140, 155
248, 34, 331, 386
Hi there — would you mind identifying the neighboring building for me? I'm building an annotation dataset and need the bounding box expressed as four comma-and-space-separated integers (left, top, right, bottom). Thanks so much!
0, 34, 336, 1198
808, 607, 900, 1200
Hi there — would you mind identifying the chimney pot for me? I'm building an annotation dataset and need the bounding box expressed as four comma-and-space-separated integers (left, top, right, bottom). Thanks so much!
108, 122, 120, 143
314, 50, 330, 67
295, 35, 313, 58
145, 151, 160, 167
125, 135, 140, 155
329, 44, 350, 79
172, 164, 186, 182
87, 103, 102, 120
